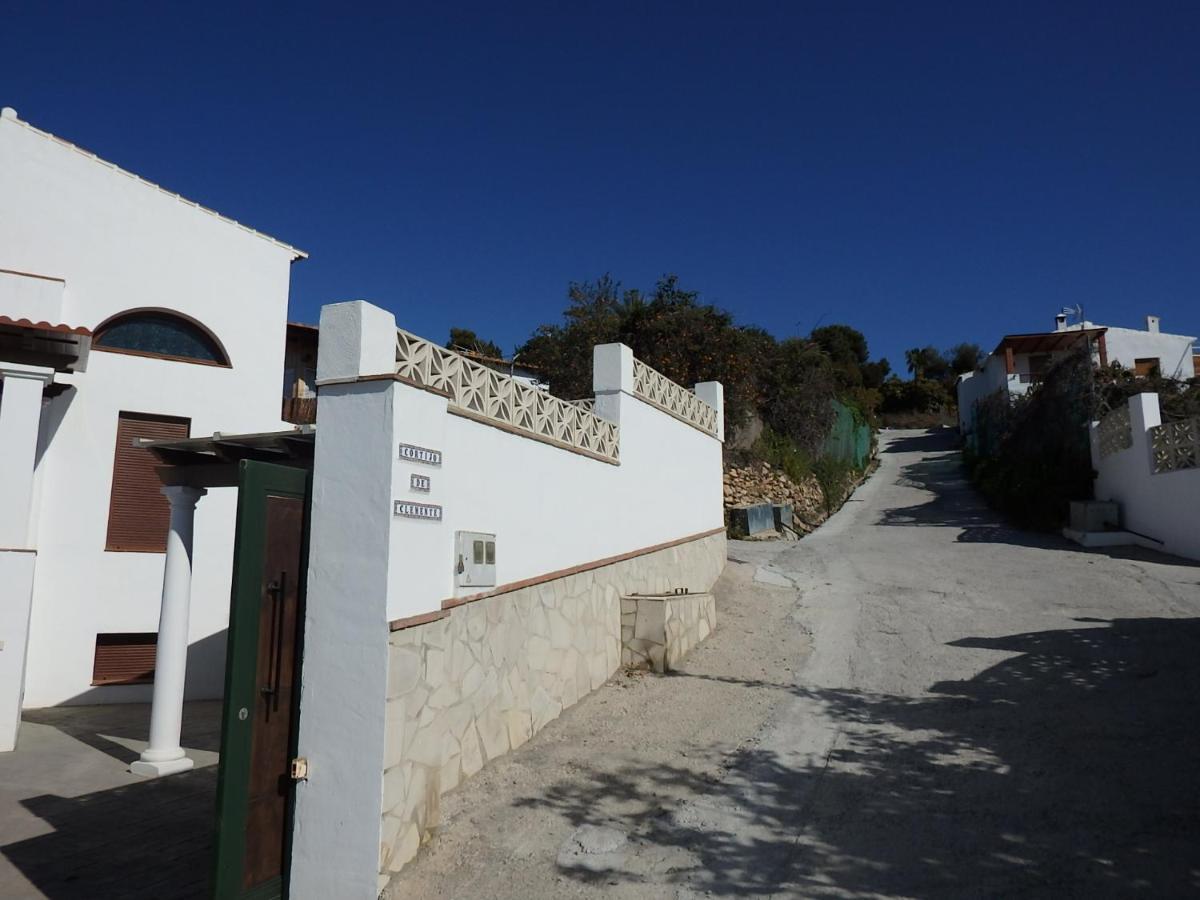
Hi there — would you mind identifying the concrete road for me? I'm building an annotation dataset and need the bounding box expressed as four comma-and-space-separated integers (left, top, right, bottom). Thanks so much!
390, 429, 1200, 899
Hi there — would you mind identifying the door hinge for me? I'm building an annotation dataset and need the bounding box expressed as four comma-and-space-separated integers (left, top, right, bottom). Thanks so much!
290, 757, 309, 781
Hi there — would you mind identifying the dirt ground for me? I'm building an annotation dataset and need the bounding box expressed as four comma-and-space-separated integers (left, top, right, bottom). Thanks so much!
385, 542, 811, 900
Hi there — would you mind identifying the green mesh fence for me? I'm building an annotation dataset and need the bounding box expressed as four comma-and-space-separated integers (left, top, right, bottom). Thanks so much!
822, 399, 872, 468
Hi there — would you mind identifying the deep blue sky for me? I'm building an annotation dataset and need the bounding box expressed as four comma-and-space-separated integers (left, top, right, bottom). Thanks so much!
4, 2, 1198, 372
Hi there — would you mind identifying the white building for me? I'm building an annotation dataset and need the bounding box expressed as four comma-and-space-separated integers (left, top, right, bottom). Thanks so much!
957, 313, 1197, 439
0, 107, 304, 750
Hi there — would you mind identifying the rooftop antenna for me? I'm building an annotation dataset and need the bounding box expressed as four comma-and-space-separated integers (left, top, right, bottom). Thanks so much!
1059, 304, 1084, 328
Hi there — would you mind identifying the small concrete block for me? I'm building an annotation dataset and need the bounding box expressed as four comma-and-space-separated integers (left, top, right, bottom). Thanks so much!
727, 503, 775, 538
648, 644, 666, 673
772, 503, 794, 530
1068, 500, 1121, 532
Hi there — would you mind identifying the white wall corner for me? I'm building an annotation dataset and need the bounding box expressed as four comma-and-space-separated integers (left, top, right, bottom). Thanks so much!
1128, 392, 1162, 475
694, 381, 725, 442
316, 300, 397, 384
593, 343, 634, 396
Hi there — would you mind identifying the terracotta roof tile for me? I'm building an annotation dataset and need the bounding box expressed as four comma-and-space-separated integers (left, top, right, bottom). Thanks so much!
0, 315, 92, 336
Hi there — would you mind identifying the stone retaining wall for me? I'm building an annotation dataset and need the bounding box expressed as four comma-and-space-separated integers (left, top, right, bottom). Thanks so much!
377, 530, 726, 890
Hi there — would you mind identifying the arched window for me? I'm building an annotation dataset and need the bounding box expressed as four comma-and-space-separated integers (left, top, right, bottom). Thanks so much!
93, 310, 230, 366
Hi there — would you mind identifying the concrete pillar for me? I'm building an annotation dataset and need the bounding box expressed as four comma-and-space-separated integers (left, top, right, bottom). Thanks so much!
315, 300, 399, 384
0, 364, 51, 752
592, 343, 633, 425
1128, 392, 1162, 476
592, 343, 634, 396
694, 381, 725, 442
0, 364, 53, 548
292, 299, 400, 898
130, 485, 206, 778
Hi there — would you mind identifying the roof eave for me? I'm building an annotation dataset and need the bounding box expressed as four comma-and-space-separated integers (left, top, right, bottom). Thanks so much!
3, 110, 309, 260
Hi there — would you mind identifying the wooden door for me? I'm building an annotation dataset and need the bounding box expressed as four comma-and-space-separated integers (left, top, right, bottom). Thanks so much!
213, 461, 310, 900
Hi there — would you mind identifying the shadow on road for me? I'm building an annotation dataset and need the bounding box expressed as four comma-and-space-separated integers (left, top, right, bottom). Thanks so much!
880, 429, 960, 454
522, 615, 1200, 897
3, 768, 215, 899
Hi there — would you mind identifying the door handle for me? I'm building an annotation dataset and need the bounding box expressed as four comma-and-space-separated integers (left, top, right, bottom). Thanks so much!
261, 574, 287, 716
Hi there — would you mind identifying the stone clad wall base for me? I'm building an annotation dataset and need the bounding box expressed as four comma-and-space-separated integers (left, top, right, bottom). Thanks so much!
621, 592, 716, 673
377, 531, 725, 890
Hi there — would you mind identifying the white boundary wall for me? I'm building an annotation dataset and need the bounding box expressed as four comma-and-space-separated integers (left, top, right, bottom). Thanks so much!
291, 300, 726, 898
1090, 392, 1200, 561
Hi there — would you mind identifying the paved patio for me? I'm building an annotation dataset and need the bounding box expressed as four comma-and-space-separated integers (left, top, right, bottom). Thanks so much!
0, 701, 220, 900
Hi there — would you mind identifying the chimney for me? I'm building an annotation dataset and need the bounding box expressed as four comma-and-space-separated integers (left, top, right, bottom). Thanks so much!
1146, 315, 1160, 334
1054, 313, 1067, 332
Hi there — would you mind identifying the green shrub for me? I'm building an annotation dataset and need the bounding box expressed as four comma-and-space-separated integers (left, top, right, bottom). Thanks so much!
812, 455, 857, 513
749, 426, 813, 483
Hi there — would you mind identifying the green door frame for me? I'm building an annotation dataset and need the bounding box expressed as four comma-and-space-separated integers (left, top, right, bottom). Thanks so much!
212, 460, 311, 900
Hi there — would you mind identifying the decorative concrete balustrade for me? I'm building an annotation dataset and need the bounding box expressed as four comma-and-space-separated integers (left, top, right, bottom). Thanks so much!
394, 328, 620, 463
632, 357, 720, 436
1097, 405, 1132, 458
1150, 416, 1200, 474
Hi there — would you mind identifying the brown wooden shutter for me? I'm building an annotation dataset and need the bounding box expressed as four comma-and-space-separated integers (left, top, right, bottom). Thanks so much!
1134, 358, 1160, 377
92, 633, 157, 685
105, 412, 190, 552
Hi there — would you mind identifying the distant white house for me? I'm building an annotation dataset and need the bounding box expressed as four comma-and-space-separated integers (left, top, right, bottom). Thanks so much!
957, 313, 1197, 439
0, 107, 304, 750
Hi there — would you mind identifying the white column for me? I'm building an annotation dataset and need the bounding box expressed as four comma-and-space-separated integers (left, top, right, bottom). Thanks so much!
131, 485, 206, 778
592, 343, 634, 425
0, 364, 53, 548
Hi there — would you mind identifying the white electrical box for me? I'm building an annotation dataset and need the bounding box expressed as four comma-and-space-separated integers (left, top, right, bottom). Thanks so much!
455, 531, 496, 589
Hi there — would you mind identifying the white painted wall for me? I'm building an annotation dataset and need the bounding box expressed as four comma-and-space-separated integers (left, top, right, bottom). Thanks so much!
296, 300, 725, 898
1103, 326, 1195, 378
0, 269, 65, 323
956, 355, 1008, 438
959, 318, 1198, 440
0, 110, 301, 706
1090, 393, 1200, 561
0, 552, 36, 750
383, 355, 724, 621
